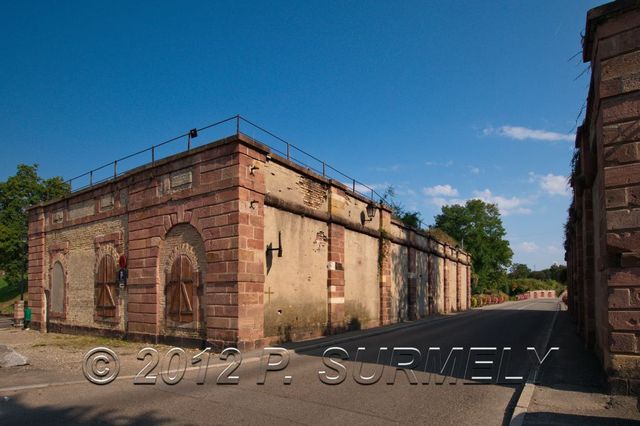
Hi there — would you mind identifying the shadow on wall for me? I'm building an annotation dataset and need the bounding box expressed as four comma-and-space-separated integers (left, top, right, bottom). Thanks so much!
432, 256, 442, 314
264, 299, 327, 343
390, 245, 408, 322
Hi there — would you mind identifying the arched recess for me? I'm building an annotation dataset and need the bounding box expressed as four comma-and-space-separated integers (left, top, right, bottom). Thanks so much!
50, 261, 66, 316
159, 223, 207, 337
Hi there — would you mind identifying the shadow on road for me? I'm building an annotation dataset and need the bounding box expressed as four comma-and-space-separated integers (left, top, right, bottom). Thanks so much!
0, 393, 173, 425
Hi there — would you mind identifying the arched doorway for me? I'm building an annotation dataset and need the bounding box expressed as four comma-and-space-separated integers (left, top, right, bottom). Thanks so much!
160, 224, 207, 339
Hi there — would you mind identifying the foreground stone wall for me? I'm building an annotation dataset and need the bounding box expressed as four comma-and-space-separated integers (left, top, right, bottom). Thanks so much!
567, 0, 640, 395
28, 132, 471, 350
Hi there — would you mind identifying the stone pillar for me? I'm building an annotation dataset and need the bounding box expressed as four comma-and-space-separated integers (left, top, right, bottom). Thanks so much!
467, 264, 471, 310
580, 2, 640, 395
379, 209, 392, 325
456, 253, 462, 312
327, 222, 345, 332
235, 143, 267, 351
27, 206, 46, 331
443, 245, 449, 314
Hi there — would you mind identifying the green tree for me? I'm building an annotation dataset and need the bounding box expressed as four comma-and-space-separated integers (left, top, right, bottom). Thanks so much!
509, 263, 531, 279
434, 199, 513, 292
0, 164, 69, 289
382, 186, 423, 229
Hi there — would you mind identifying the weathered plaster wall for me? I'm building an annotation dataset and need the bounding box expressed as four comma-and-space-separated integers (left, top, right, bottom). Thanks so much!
390, 243, 409, 322
263, 206, 328, 341
344, 229, 380, 329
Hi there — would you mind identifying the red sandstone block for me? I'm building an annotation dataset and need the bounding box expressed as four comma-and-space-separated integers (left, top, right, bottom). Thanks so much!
238, 282, 263, 293
209, 317, 238, 329
607, 209, 640, 230
208, 293, 233, 305
128, 303, 157, 314
205, 237, 238, 251
602, 92, 640, 125
622, 253, 640, 268
605, 164, 640, 188
626, 186, 640, 208
604, 121, 640, 146
598, 26, 640, 61
607, 188, 629, 209
246, 238, 262, 250
128, 322, 156, 334
610, 288, 632, 308
212, 305, 239, 317
128, 294, 157, 304
606, 143, 640, 166
238, 293, 261, 304
207, 329, 238, 342
244, 262, 263, 274
128, 313, 155, 324
611, 332, 639, 353
609, 311, 640, 331
209, 262, 228, 273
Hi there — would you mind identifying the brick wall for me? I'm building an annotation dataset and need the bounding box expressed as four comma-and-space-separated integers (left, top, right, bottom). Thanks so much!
28, 132, 471, 350
567, 0, 640, 395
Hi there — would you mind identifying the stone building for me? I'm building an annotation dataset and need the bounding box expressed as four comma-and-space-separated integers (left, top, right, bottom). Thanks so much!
27, 128, 471, 350
566, 0, 640, 395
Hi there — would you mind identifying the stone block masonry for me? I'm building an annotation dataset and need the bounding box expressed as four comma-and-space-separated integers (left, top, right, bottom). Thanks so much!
28, 132, 471, 350
567, 0, 640, 396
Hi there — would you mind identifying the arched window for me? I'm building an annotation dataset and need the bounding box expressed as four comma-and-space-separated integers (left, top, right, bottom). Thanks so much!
95, 255, 117, 317
166, 255, 195, 323
50, 261, 65, 314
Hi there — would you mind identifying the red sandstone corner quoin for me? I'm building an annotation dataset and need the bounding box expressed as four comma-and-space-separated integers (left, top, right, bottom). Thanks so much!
27, 132, 472, 351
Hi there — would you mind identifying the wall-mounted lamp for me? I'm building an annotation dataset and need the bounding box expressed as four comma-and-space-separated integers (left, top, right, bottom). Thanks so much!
266, 231, 283, 258
187, 128, 198, 150
361, 203, 377, 225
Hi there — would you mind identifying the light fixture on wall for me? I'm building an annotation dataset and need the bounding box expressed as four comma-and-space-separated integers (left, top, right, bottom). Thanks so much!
361, 203, 377, 225
187, 128, 198, 150
266, 231, 283, 258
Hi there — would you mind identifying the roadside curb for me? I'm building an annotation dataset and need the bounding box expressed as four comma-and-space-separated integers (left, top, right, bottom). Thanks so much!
508, 301, 561, 426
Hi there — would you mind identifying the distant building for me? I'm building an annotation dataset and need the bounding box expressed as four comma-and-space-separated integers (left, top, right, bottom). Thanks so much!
516, 290, 556, 300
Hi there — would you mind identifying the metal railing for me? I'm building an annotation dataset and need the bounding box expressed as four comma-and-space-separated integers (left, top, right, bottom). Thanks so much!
64, 115, 386, 206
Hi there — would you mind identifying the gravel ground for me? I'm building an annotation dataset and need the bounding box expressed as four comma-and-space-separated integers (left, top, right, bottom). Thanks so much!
0, 328, 207, 385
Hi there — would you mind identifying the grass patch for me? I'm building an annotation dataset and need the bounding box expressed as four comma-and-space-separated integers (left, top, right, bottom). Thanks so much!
0, 277, 23, 314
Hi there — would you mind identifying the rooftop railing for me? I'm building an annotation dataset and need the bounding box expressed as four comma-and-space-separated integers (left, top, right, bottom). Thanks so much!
65, 115, 386, 205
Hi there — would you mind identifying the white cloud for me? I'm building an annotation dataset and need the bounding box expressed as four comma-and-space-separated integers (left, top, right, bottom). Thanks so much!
423, 184, 459, 197
519, 241, 539, 253
469, 166, 481, 174
484, 125, 574, 142
472, 189, 532, 216
528, 172, 569, 196
425, 160, 453, 167
429, 197, 466, 208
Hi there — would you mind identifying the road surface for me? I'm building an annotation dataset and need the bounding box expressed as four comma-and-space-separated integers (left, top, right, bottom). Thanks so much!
0, 299, 559, 425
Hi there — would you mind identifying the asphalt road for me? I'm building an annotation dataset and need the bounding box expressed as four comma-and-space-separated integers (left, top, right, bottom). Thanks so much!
0, 299, 559, 425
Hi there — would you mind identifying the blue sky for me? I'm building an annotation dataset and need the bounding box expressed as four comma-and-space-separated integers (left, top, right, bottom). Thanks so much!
0, 1, 603, 269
